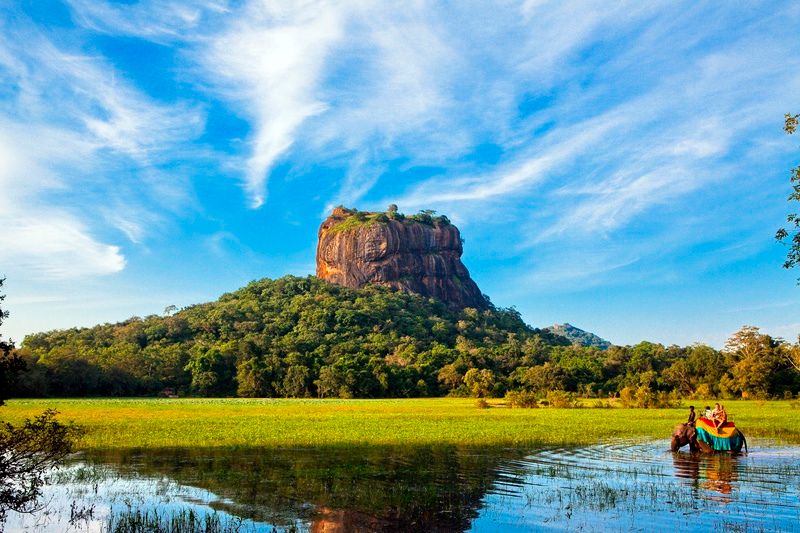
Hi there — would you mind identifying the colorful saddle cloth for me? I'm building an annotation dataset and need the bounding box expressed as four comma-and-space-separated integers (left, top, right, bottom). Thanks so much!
696, 417, 743, 451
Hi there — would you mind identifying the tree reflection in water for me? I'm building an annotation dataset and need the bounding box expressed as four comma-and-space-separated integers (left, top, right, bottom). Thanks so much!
7, 443, 800, 532
87, 446, 524, 532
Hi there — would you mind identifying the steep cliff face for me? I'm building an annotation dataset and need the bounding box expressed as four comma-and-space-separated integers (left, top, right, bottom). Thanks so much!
316, 207, 487, 310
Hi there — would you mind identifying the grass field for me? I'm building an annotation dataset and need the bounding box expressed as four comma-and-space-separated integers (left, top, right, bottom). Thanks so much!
3, 398, 800, 450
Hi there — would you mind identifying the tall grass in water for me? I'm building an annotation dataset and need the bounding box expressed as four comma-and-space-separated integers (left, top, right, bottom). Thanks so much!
105, 508, 283, 533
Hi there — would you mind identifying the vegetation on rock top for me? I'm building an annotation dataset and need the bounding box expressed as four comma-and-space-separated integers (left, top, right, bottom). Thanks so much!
325, 206, 452, 234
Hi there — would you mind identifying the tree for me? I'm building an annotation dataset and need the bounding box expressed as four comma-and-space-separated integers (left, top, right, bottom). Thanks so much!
463, 368, 495, 398
723, 326, 790, 398
788, 337, 800, 373
521, 363, 567, 393
0, 410, 78, 522
776, 113, 800, 277
236, 358, 273, 398
0, 277, 79, 523
0, 277, 24, 407
281, 365, 310, 397
315, 366, 340, 398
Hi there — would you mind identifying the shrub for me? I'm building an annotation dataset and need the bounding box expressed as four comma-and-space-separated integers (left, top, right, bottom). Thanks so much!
546, 390, 579, 408
475, 398, 489, 409
505, 390, 539, 408
619, 386, 635, 408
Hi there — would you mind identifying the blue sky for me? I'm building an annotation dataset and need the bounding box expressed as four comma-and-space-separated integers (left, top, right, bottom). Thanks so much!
1, 0, 799, 348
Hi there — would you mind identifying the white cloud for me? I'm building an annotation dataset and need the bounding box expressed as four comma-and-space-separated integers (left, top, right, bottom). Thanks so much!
0, 212, 125, 280
0, 12, 206, 280
3, 2, 799, 312
0, 123, 125, 279
200, 0, 347, 208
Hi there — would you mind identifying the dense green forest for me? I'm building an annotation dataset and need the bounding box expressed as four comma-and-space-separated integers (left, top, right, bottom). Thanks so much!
8, 276, 800, 400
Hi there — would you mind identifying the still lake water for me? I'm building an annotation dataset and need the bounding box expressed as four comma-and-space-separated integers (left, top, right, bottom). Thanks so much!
5, 440, 800, 532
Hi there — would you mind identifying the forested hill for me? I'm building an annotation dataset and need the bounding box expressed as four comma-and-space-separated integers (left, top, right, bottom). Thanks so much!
546, 324, 612, 350
13, 276, 568, 398
10, 276, 800, 400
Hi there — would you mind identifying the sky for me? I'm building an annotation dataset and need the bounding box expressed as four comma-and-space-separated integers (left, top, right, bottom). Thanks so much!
1, 0, 799, 348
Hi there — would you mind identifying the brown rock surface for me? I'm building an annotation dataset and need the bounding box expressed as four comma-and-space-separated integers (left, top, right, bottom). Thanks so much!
316, 207, 487, 309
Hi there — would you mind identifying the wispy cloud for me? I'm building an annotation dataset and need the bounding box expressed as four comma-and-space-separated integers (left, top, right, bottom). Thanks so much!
66, 0, 228, 42
198, 1, 347, 208
3, 0, 800, 345
1, 211, 125, 279
0, 10, 205, 279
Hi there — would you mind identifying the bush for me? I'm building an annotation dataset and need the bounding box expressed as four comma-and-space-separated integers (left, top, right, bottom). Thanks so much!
505, 390, 539, 408
546, 390, 579, 409
619, 386, 635, 408
475, 398, 489, 409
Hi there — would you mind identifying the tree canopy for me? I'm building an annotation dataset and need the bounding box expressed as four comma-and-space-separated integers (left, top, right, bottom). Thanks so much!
7, 276, 800, 401
776, 112, 800, 277
0, 277, 79, 524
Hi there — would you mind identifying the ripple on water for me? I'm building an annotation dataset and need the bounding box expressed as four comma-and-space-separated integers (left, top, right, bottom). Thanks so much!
3, 441, 800, 533
472, 440, 800, 532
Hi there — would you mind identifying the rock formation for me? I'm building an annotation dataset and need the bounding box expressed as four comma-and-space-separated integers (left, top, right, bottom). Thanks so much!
316, 207, 487, 310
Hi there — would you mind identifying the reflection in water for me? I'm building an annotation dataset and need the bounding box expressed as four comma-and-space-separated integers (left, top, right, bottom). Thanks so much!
92, 446, 510, 532
4, 441, 800, 532
673, 451, 739, 499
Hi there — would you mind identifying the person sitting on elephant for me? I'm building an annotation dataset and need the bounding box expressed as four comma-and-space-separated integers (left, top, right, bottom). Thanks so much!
687, 405, 696, 425
704, 406, 712, 419
712, 403, 727, 430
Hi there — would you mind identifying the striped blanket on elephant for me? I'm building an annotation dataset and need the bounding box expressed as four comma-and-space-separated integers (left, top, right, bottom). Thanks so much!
695, 417, 743, 451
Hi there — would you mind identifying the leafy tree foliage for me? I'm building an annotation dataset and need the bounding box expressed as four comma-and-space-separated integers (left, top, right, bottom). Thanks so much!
0, 278, 24, 408
0, 410, 79, 522
0, 277, 79, 523
776, 112, 800, 276
14, 276, 562, 399
7, 277, 800, 401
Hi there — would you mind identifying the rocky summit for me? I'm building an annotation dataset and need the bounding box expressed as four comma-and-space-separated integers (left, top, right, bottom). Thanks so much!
316, 207, 487, 310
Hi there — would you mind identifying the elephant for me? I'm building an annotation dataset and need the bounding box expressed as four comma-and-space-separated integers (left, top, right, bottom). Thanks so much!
671, 422, 747, 453
671, 423, 700, 452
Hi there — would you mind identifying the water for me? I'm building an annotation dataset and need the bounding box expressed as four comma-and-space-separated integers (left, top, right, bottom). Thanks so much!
4, 441, 800, 532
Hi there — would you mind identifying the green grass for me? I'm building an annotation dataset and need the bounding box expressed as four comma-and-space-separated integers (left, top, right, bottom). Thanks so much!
2, 398, 799, 450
